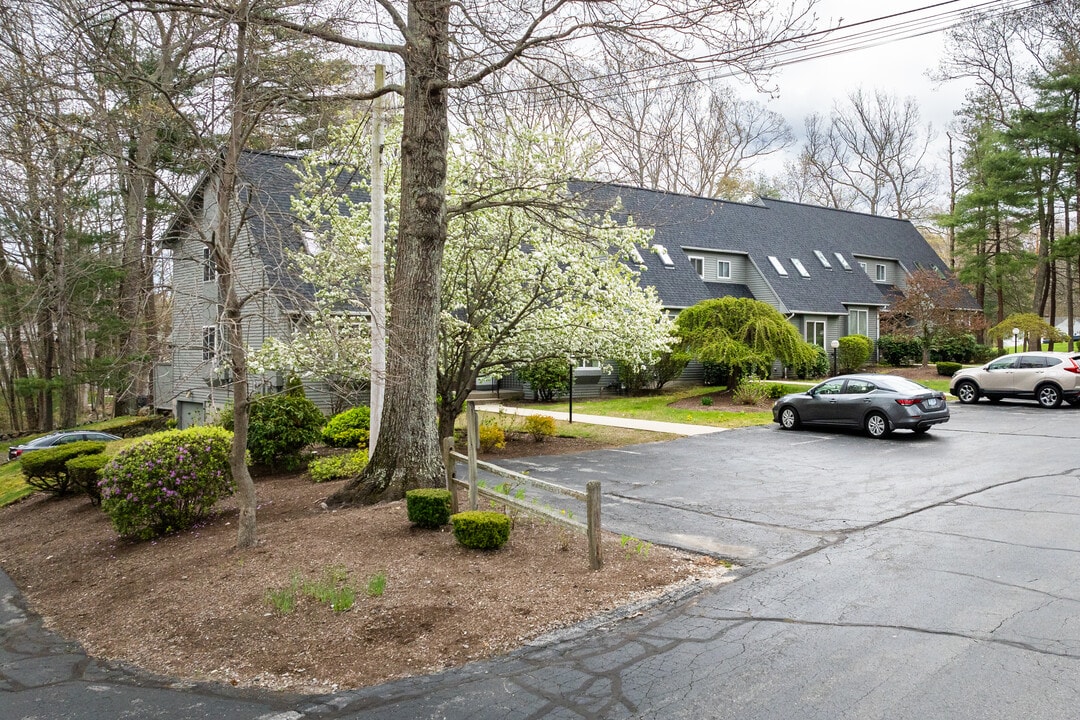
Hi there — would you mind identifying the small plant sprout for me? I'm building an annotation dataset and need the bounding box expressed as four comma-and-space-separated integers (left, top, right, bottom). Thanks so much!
366, 572, 387, 597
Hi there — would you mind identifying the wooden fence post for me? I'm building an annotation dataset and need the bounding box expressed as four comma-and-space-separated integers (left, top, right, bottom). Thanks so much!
441, 436, 458, 514
466, 400, 479, 511
586, 480, 602, 570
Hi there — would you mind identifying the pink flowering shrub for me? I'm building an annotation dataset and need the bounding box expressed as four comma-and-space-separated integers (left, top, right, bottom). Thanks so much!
99, 426, 235, 540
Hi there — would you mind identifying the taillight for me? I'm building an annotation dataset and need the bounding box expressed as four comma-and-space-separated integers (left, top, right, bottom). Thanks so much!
895, 398, 919, 406
1065, 359, 1080, 374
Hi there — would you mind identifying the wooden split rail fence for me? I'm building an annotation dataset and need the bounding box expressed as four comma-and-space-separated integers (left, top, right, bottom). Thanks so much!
440, 401, 602, 570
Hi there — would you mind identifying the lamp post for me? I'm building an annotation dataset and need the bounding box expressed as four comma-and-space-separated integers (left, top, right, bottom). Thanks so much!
830, 339, 840, 376
1012, 327, 1020, 354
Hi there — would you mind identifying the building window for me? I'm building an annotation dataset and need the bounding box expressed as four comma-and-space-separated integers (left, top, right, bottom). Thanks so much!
790, 258, 810, 278
858, 261, 868, 274
834, 252, 852, 271
689, 255, 704, 279
814, 250, 832, 269
202, 326, 216, 361
876, 264, 887, 282
202, 246, 216, 282
767, 256, 789, 276
717, 260, 731, 279
805, 320, 826, 348
850, 308, 869, 336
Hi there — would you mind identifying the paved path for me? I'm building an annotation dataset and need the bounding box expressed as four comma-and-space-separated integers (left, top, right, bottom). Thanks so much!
472, 403, 726, 436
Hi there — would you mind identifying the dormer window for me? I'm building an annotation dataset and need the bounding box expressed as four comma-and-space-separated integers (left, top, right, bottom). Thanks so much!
814, 250, 832, 269
833, 252, 852, 271
652, 244, 674, 268
790, 258, 810, 278
688, 255, 704, 279
767, 256, 788, 276
876, 263, 887, 282
717, 260, 731, 279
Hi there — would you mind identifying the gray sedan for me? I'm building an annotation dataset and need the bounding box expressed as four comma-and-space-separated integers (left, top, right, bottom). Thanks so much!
772, 373, 950, 438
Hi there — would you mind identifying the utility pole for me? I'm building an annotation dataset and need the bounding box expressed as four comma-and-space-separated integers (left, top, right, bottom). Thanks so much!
369, 64, 386, 452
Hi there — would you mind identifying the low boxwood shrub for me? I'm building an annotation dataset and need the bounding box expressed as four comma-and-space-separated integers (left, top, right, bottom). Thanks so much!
321, 406, 371, 449
523, 415, 556, 442
308, 450, 368, 483
65, 453, 110, 505
450, 510, 511, 550
99, 426, 234, 540
21, 441, 108, 497
406, 488, 453, 528
936, 361, 963, 377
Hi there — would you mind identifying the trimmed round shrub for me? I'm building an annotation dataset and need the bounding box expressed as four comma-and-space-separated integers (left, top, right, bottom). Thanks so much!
519, 358, 570, 402
21, 441, 107, 497
65, 453, 110, 505
321, 406, 371, 449
936, 361, 963, 377
837, 335, 873, 373
450, 510, 511, 550
99, 426, 234, 540
523, 414, 556, 442
221, 391, 325, 468
406, 488, 453, 529
308, 449, 368, 483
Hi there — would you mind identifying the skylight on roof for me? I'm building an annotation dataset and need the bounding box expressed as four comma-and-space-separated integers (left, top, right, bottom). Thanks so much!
833, 252, 852, 271
652, 244, 674, 267
814, 250, 832, 269
629, 246, 645, 265
790, 258, 810, 278
767, 256, 788, 276
301, 230, 321, 255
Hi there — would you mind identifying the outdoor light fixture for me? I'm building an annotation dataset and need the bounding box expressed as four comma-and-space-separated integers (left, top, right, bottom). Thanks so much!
1012, 327, 1020, 354
830, 339, 840, 376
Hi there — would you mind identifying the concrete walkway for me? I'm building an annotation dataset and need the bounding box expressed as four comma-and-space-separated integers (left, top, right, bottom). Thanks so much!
471, 403, 726, 436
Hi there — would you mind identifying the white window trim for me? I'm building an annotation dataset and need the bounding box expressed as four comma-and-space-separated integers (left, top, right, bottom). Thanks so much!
202, 325, 216, 361
834, 252, 852, 271
717, 259, 731, 279
876, 263, 887, 282
688, 255, 704, 280
202, 246, 216, 282
790, 258, 810, 278
858, 261, 868, 273
814, 250, 832, 269
850, 308, 869, 336
652, 244, 674, 267
805, 319, 826, 348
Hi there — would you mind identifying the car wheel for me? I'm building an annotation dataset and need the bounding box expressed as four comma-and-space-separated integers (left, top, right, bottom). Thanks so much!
954, 380, 979, 404
864, 411, 891, 439
1037, 383, 1063, 409
778, 406, 801, 430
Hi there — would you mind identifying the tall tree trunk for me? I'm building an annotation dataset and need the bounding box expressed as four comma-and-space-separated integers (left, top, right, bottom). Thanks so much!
328, 0, 450, 506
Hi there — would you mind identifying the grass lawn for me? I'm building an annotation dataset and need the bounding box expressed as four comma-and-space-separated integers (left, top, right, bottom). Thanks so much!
514, 383, 802, 429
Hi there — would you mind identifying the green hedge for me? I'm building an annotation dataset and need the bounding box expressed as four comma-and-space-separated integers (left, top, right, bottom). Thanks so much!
406, 488, 453, 529
21, 441, 108, 497
936, 361, 963, 377
450, 510, 511, 550
65, 453, 111, 505
321, 407, 371, 449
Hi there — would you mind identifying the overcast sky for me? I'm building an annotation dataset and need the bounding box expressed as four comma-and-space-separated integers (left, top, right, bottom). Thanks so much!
752, 0, 987, 176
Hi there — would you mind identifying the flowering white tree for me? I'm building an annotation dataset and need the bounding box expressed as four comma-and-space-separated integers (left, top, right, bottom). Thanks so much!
256, 118, 675, 442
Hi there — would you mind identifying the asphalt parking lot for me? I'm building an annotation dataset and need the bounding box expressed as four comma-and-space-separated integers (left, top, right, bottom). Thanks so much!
8, 400, 1080, 719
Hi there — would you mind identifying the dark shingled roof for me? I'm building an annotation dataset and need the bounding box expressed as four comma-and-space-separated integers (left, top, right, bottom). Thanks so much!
570, 181, 976, 314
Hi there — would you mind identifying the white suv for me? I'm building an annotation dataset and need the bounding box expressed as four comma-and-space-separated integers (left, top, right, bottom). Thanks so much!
950, 351, 1080, 408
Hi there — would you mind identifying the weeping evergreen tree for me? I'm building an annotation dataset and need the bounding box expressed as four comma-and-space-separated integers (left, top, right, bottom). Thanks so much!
675, 298, 818, 387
